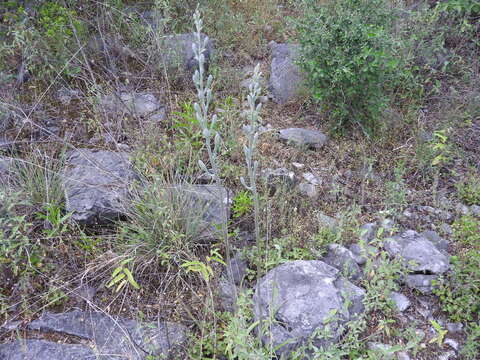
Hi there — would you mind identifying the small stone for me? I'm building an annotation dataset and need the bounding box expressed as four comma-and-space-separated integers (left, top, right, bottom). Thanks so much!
444, 338, 459, 351
348, 244, 367, 265
291, 162, 304, 169
405, 274, 438, 294
440, 223, 453, 236
298, 182, 318, 199
263, 168, 297, 189
279, 128, 328, 149
269, 42, 304, 104
224, 253, 247, 286
317, 212, 339, 230
471, 205, 480, 217
396, 351, 411, 360
367, 342, 395, 359
359, 222, 377, 243
389, 292, 411, 312
259, 96, 269, 104
302, 172, 322, 186
323, 244, 363, 281
438, 351, 456, 360
446, 322, 463, 333
456, 203, 470, 215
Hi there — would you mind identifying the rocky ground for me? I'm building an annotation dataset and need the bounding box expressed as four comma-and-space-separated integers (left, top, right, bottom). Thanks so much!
0, 1, 479, 359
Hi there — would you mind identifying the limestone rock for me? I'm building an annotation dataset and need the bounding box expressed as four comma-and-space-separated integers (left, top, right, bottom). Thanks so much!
99, 92, 165, 121
0, 339, 95, 360
384, 230, 450, 275
63, 149, 138, 225
27, 310, 187, 359
268, 42, 305, 104
166, 185, 231, 240
389, 292, 411, 312
323, 244, 363, 281
279, 128, 328, 149
253, 260, 365, 357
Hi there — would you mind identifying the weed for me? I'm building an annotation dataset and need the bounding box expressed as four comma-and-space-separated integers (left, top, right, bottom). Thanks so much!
433, 215, 480, 323
461, 322, 480, 360
106, 257, 141, 293
456, 171, 480, 205
13, 150, 65, 209
117, 176, 208, 277
172, 101, 204, 150
232, 190, 253, 218
0, 191, 41, 278
429, 320, 448, 347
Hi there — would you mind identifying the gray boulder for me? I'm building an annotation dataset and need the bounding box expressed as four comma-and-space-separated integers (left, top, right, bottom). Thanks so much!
253, 260, 365, 357
166, 184, 231, 240
0, 339, 95, 360
99, 92, 166, 121
268, 41, 305, 104
63, 149, 138, 225
279, 128, 328, 149
27, 310, 187, 359
323, 244, 363, 281
384, 230, 450, 275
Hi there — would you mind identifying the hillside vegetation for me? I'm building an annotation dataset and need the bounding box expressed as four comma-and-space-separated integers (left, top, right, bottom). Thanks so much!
0, 0, 479, 359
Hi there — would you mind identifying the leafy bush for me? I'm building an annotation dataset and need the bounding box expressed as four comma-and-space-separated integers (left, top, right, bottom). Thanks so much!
297, 0, 400, 135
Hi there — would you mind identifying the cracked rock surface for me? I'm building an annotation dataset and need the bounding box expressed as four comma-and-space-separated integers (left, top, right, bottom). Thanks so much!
0, 310, 188, 360
253, 260, 365, 358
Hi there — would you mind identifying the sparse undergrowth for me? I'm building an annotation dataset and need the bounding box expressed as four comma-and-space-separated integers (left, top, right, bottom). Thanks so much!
0, 0, 479, 359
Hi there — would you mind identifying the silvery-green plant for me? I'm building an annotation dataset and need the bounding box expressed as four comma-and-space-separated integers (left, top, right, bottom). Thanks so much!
192, 9, 220, 181
240, 64, 263, 254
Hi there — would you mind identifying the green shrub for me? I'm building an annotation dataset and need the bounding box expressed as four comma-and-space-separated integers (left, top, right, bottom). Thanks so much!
297, 0, 400, 136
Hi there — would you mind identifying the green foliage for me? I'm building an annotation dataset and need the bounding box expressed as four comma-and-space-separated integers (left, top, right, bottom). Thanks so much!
385, 164, 407, 211
430, 129, 451, 167
461, 323, 480, 360
437, 0, 480, 15
433, 215, 480, 323
261, 236, 315, 272
456, 172, 480, 205
0, 191, 41, 277
429, 320, 448, 347
297, 0, 401, 136
232, 190, 253, 218
181, 247, 225, 282
107, 258, 141, 292
172, 101, 204, 149
222, 290, 268, 359
117, 177, 208, 273
36, 204, 72, 239
0, 1, 85, 81
13, 150, 65, 208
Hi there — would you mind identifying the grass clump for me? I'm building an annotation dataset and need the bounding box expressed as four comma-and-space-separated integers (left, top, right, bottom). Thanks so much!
296, 0, 401, 136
